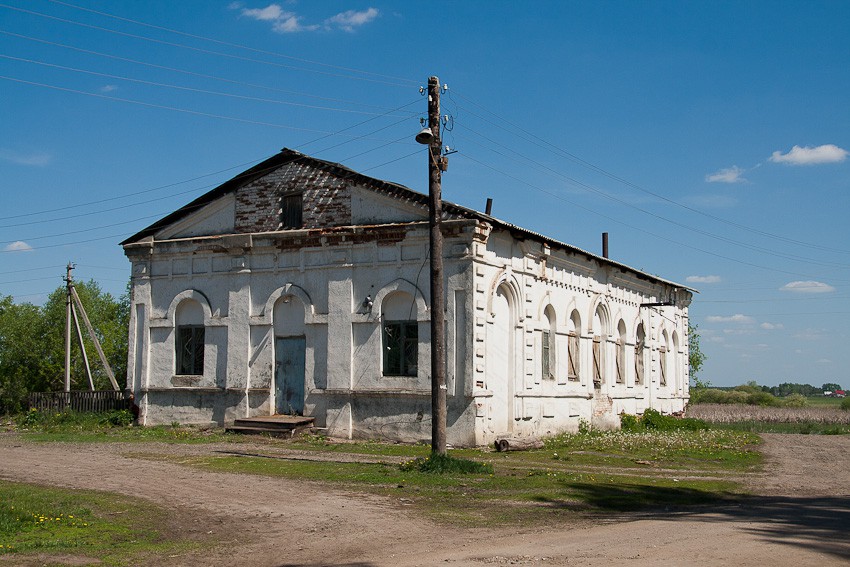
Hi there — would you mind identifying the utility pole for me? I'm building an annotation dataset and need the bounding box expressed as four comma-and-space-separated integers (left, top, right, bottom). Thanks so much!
424, 76, 447, 455
62, 263, 120, 393
64, 262, 73, 394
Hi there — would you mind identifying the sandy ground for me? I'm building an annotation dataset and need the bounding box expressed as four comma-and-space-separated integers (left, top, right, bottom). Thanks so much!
1, 432, 849, 566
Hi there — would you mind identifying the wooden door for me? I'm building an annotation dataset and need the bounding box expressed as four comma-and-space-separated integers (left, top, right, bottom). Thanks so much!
275, 336, 306, 415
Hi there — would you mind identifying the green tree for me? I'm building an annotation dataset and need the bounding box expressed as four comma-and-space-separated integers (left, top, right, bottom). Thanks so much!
0, 296, 57, 413
822, 383, 843, 392
688, 323, 707, 387
0, 280, 129, 413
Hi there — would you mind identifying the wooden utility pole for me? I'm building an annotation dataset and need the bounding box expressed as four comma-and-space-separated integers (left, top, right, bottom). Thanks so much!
64, 263, 73, 393
425, 76, 447, 455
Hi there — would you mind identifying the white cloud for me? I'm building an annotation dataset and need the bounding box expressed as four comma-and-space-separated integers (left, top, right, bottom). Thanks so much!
760, 322, 784, 330
3, 241, 33, 252
274, 15, 317, 33
706, 165, 746, 183
0, 149, 52, 167
706, 314, 754, 324
816, 358, 832, 365
242, 4, 284, 20
237, 4, 377, 33
723, 328, 755, 336
769, 144, 848, 166
794, 328, 824, 341
325, 7, 379, 31
780, 280, 835, 293
100, 85, 118, 93
686, 275, 721, 284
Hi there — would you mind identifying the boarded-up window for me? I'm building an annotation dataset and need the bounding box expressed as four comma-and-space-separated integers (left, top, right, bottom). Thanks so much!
542, 330, 553, 380
592, 337, 602, 387
659, 345, 667, 386
280, 192, 303, 229
568, 332, 579, 381
383, 321, 418, 376
176, 326, 204, 375
635, 339, 645, 385
615, 339, 625, 384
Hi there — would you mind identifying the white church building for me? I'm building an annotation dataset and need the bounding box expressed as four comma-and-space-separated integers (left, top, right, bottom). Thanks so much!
122, 148, 692, 446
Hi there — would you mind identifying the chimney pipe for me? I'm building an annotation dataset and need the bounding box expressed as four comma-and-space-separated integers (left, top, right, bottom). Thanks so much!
602, 232, 609, 259
485, 198, 493, 215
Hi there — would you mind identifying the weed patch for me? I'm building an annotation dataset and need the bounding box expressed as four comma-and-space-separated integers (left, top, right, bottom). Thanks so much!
0, 480, 198, 564
399, 453, 493, 474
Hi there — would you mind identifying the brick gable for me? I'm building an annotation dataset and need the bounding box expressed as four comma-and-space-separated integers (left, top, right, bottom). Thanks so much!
234, 161, 351, 233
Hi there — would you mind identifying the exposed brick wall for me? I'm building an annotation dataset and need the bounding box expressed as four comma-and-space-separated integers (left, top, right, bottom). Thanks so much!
234, 161, 352, 233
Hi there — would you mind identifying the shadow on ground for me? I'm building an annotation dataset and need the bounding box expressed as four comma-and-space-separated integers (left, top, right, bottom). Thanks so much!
550, 482, 850, 561
274, 564, 376, 567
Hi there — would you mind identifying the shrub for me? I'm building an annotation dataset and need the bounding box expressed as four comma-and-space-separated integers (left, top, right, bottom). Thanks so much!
690, 388, 748, 404
841, 398, 850, 411
619, 413, 640, 432
399, 453, 493, 475
783, 393, 808, 408
101, 409, 134, 427
619, 409, 709, 432
15, 409, 133, 430
747, 391, 781, 407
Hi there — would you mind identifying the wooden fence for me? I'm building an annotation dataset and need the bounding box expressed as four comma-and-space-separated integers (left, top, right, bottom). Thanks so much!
28, 390, 130, 413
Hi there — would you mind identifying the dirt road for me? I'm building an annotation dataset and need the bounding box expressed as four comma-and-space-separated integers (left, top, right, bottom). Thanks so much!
1, 433, 848, 566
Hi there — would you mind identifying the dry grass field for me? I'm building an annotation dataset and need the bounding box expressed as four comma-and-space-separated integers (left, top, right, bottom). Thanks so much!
687, 403, 850, 425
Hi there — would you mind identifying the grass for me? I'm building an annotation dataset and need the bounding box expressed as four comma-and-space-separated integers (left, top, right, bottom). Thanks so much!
0, 480, 200, 565
14, 409, 240, 444
6, 409, 763, 525
132, 427, 760, 525
804, 396, 845, 407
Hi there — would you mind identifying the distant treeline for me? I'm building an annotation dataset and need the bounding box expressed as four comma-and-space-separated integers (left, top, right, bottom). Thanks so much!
761, 382, 842, 397
691, 381, 844, 407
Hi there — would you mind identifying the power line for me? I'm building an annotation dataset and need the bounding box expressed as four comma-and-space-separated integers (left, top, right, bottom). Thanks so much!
45, 0, 419, 87
1, 54, 420, 117
0, 74, 351, 134
0, 264, 65, 275
458, 151, 838, 280
0, 31, 411, 112
0, 3, 414, 87
454, 122, 850, 269
1, 111, 421, 228
0, 184, 207, 229
450, 90, 850, 256
1, 212, 167, 245
0, 156, 262, 222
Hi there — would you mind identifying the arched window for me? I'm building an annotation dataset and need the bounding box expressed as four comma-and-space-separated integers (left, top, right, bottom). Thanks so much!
567, 310, 581, 381
592, 305, 608, 387
175, 298, 204, 376
615, 320, 626, 384
382, 291, 418, 377
635, 323, 646, 386
659, 330, 669, 386
671, 331, 680, 391
541, 306, 556, 380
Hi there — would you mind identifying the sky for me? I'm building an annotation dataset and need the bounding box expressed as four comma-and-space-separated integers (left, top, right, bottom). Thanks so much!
1, 1, 849, 389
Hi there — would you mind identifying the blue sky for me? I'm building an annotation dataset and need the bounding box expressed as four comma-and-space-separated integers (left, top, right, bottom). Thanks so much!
1, 1, 848, 388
